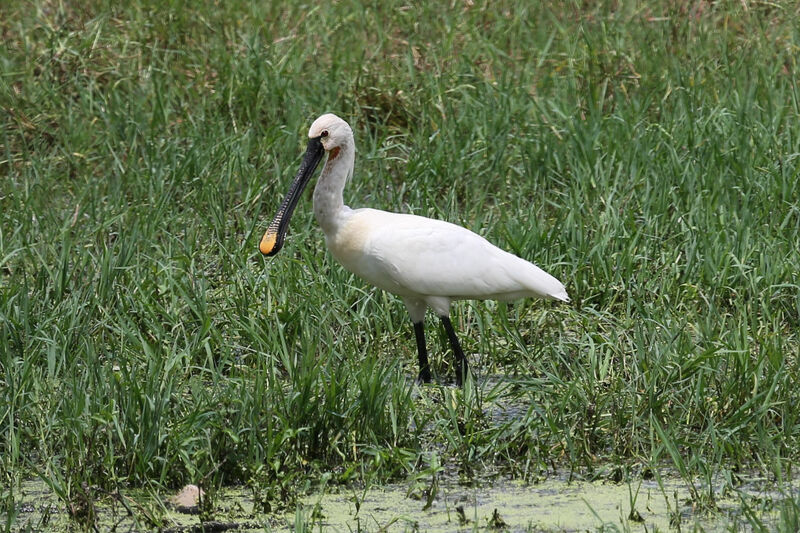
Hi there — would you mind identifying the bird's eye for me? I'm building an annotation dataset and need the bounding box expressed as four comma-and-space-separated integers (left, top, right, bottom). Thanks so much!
320, 130, 329, 138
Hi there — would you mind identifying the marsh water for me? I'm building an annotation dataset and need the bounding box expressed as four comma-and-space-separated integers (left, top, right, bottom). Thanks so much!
8, 380, 797, 531
9, 470, 796, 532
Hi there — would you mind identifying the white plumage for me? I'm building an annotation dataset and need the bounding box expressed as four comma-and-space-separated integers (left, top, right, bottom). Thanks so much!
261, 113, 569, 385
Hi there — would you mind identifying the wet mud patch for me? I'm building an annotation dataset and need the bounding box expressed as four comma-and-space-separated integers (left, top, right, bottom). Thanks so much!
8, 481, 265, 532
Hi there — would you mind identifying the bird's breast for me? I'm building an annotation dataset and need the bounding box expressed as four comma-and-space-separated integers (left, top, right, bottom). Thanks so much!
325, 215, 373, 273
323, 211, 411, 296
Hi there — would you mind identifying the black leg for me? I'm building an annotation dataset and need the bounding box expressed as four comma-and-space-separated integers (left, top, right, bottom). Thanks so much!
413, 321, 431, 383
440, 316, 469, 386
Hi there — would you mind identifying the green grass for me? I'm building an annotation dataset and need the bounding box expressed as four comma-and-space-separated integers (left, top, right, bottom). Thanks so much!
2, 0, 800, 529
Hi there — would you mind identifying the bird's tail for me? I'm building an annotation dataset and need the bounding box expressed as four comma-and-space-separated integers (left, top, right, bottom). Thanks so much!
514, 256, 570, 302
548, 286, 570, 302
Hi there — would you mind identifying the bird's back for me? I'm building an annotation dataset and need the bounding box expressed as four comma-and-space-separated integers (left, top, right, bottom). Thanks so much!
326, 208, 569, 303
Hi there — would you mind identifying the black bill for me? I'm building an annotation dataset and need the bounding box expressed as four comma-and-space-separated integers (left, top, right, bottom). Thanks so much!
259, 136, 325, 256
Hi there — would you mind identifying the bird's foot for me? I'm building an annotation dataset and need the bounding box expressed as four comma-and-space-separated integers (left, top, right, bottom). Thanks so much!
454, 367, 472, 388
417, 368, 432, 384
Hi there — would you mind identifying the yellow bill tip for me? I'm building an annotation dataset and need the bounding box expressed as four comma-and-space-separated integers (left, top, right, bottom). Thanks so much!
259, 231, 278, 255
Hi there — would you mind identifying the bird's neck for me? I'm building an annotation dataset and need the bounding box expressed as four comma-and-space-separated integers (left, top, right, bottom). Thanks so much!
313, 141, 355, 234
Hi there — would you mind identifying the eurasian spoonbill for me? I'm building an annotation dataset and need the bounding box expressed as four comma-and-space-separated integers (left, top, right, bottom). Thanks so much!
260, 114, 569, 386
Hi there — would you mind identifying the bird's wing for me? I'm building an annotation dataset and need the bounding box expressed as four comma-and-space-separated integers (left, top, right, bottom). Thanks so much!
349, 210, 567, 301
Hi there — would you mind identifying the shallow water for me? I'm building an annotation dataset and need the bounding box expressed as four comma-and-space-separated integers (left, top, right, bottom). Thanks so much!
8, 471, 796, 532
295, 473, 791, 532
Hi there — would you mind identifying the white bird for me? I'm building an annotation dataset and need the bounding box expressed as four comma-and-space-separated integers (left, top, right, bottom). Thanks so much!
260, 114, 569, 386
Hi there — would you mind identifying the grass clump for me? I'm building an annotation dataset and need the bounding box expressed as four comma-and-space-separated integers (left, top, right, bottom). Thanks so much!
2, 0, 800, 529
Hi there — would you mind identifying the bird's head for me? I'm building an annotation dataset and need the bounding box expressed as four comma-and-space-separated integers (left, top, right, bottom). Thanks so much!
259, 113, 353, 257
308, 113, 352, 153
